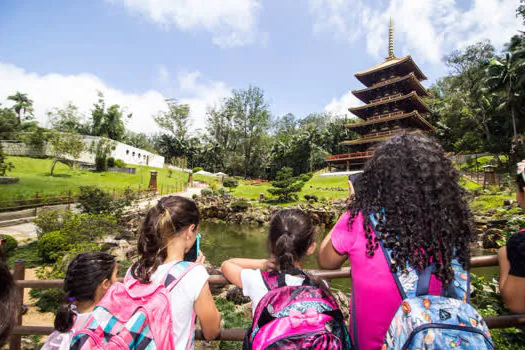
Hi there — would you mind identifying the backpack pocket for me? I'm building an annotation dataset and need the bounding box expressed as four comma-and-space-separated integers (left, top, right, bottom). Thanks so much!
403, 324, 494, 350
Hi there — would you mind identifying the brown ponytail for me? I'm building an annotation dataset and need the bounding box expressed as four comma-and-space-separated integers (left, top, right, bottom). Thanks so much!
268, 209, 315, 271
131, 196, 200, 283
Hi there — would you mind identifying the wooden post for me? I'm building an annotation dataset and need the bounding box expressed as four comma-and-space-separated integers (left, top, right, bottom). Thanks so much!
67, 190, 72, 210
346, 160, 350, 171
10, 260, 26, 350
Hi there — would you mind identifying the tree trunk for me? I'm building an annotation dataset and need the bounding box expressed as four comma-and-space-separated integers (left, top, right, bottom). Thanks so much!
50, 159, 58, 176
509, 87, 519, 167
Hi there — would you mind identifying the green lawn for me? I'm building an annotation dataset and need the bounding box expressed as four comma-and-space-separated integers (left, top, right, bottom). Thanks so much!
232, 174, 349, 201
1, 156, 189, 202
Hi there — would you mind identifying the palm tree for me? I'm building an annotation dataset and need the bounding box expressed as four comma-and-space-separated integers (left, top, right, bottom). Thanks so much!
7, 92, 33, 124
486, 37, 525, 159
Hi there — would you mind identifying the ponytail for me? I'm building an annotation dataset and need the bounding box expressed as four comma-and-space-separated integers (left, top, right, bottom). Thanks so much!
268, 209, 315, 272
132, 196, 200, 283
54, 300, 75, 332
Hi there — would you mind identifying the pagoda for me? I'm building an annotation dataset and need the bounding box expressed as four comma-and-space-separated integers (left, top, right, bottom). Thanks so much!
327, 19, 435, 171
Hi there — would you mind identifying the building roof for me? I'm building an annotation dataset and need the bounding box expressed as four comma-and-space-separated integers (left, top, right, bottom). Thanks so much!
354, 56, 427, 87
346, 111, 435, 133
352, 72, 428, 104
348, 91, 431, 119
342, 130, 423, 146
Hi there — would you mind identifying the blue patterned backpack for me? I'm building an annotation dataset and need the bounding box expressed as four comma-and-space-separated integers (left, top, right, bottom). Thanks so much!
369, 214, 494, 350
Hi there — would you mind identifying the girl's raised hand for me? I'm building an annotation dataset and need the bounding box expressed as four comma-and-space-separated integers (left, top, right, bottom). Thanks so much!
196, 251, 206, 265
262, 258, 276, 272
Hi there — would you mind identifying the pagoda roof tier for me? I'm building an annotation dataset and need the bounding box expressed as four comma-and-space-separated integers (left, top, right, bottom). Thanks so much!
342, 129, 422, 146
327, 150, 375, 162
352, 73, 428, 104
355, 56, 427, 87
349, 91, 431, 120
346, 111, 435, 134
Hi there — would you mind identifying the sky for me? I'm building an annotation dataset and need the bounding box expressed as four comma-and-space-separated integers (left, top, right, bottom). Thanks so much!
0, 0, 523, 134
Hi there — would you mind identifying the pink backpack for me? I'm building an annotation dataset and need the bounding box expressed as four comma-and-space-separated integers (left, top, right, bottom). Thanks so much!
70, 261, 197, 349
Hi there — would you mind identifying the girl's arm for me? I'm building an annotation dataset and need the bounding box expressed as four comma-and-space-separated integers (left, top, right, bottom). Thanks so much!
221, 258, 272, 288
194, 283, 221, 340
318, 230, 347, 270
498, 246, 510, 292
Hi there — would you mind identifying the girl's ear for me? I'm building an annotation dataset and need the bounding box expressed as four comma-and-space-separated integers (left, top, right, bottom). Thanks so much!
306, 242, 317, 256
101, 278, 111, 291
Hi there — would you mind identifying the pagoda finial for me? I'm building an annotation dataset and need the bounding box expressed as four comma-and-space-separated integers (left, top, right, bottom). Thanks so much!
388, 17, 395, 59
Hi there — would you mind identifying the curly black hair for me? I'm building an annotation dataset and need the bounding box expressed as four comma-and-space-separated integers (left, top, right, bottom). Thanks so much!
348, 133, 474, 285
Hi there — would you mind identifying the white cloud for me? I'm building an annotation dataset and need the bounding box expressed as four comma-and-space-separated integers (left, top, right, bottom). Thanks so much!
310, 0, 524, 64
106, 0, 263, 48
0, 62, 231, 135
324, 90, 362, 118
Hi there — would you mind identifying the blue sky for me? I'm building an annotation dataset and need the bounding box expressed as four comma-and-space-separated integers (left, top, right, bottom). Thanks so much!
0, 0, 523, 134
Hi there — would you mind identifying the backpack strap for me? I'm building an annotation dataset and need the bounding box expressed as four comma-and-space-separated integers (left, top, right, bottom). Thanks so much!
262, 268, 312, 290
256, 306, 345, 329
368, 214, 408, 300
163, 261, 199, 292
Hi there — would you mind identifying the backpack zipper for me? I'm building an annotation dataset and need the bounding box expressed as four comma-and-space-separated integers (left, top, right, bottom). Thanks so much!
400, 323, 494, 350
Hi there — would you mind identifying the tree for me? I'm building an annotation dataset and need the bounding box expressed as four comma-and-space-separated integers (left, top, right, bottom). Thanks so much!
154, 99, 191, 141
0, 105, 19, 140
486, 35, 525, 160
0, 143, 14, 176
48, 103, 90, 134
226, 86, 271, 178
47, 132, 86, 176
7, 91, 33, 124
267, 167, 306, 202
91, 92, 129, 141
123, 131, 155, 153
90, 138, 116, 172
205, 105, 237, 173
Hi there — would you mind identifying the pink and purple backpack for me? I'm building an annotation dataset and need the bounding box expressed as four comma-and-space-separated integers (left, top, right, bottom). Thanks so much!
70, 261, 197, 350
243, 268, 352, 350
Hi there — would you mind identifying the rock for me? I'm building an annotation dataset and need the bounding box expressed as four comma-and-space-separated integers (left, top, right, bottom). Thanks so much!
226, 286, 251, 305
482, 228, 506, 249
115, 229, 134, 241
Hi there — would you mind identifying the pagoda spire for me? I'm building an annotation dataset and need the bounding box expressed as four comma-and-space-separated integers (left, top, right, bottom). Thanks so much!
388, 17, 395, 59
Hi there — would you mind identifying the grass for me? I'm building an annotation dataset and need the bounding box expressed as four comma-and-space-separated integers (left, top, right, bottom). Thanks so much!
1, 156, 189, 201
470, 194, 514, 212
232, 174, 349, 202
459, 176, 483, 192
6, 241, 43, 269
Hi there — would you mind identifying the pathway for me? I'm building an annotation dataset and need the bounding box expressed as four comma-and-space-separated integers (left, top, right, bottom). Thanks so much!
0, 184, 207, 242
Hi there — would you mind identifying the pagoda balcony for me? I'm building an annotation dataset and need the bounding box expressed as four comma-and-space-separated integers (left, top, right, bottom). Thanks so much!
352, 73, 429, 104
343, 129, 422, 146
369, 93, 403, 104
326, 150, 375, 162
349, 91, 431, 119
345, 111, 435, 133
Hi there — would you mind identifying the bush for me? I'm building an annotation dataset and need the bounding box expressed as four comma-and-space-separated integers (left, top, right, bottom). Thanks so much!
299, 172, 314, 182
267, 167, 306, 202
217, 187, 228, 196
0, 234, 17, 252
201, 188, 214, 197
231, 199, 250, 212
223, 178, 239, 190
192, 193, 199, 199
95, 154, 108, 172
114, 159, 126, 168
77, 186, 135, 216
304, 194, 319, 202
107, 157, 116, 168
37, 231, 71, 262
34, 210, 64, 237
193, 167, 203, 173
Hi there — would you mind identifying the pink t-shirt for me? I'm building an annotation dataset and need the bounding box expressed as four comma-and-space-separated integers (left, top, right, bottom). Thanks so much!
331, 212, 442, 350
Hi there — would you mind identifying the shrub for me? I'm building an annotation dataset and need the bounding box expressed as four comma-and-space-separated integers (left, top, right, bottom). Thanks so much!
223, 178, 239, 190
77, 186, 135, 216
37, 231, 71, 262
107, 157, 115, 168
230, 199, 250, 212
192, 193, 199, 199
267, 167, 306, 202
299, 172, 314, 182
217, 187, 228, 196
0, 234, 17, 252
304, 194, 319, 202
0, 142, 14, 176
193, 167, 203, 173
95, 154, 108, 172
201, 188, 213, 197
34, 210, 63, 237
114, 159, 126, 168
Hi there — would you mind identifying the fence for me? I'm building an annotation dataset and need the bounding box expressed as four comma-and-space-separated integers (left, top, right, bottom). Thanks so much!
0, 182, 188, 213
7, 255, 525, 348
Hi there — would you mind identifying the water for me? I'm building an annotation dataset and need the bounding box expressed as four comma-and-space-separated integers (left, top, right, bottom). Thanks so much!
199, 222, 498, 291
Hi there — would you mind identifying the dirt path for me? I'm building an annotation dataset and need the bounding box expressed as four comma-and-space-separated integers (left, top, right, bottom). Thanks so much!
22, 269, 55, 327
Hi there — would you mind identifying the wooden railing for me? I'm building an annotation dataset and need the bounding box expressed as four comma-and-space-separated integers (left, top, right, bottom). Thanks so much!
327, 151, 375, 161
370, 93, 403, 104
8, 254, 525, 347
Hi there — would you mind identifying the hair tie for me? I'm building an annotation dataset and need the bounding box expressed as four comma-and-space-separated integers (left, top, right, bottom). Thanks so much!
67, 297, 76, 303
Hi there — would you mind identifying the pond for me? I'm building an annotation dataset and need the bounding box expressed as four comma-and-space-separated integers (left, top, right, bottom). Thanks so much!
199, 221, 499, 291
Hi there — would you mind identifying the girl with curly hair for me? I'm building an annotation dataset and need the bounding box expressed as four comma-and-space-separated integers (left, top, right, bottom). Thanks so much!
318, 133, 475, 349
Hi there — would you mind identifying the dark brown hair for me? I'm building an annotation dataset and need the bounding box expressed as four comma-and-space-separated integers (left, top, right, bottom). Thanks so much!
131, 196, 200, 283
0, 263, 18, 347
54, 252, 115, 333
268, 209, 315, 271
348, 133, 474, 285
